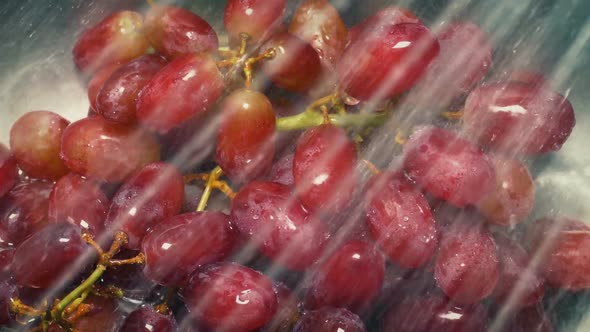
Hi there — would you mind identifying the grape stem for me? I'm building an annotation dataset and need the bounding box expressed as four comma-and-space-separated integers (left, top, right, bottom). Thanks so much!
395, 128, 408, 145
196, 166, 224, 212
276, 109, 389, 131
441, 108, 464, 120
154, 288, 177, 315
363, 159, 382, 175
51, 264, 106, 322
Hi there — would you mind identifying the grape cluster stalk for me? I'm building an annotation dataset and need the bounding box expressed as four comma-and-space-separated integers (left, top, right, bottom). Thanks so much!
0, 0, 585, 331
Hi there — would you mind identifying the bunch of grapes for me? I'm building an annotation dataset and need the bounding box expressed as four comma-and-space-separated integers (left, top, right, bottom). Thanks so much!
0, 0, 584, 331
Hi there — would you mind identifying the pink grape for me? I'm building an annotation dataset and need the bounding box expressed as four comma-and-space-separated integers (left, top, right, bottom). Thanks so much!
105, 162, 184, 250
434, 222, 500, 304
288, 0, 349, 68
182, 262, 278, 332
293, 124, 358, 214
365, 171, 438, 268
10, 110, 70, 180
305, 240, 385, 312
48, 173, 109, 237
141, 212, 237, 287
224, 0, 286, 44
60, 116, 161, 183
338, 23, 439, 102
216, 89, 276, 183
463, 82, 575, 155
145, 5, 218, 59
403, 126, 496, 207
136, 53, 225, 133
95, 54, 167, 125
72, 11, 149, 75
12, 223, 87, 289
230, 181, 329, 270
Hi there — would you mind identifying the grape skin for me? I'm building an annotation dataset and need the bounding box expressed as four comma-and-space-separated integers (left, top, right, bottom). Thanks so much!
365, 171, 438, 268
181, 262, 278, 332
141, 212, 237, 287
293, 124, 358, 214
403, 126, 496, 207
434, 222, 500, 304
145, 5, 219, 60
305, 240, 385, 312
105, 162, 184, 250
12, 223, 88, 289
216, 89, 276, 183
72, 11, 149, 75
96, 54, 167, 125
136, 53, 225, 134
48, 173, 109, 237
10, 110, 70, 180
60, 116, 161, 183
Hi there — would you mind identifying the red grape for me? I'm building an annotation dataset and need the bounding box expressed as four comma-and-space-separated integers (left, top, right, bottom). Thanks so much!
87, 63, 121, 112
261, 282, 299, 332
409, 21, 492, 108
288, 0, 349, 68
434, 222, 500, 304
10, 110, 70, 180
463, 82, 576, 155
120, 306, 176, 332
182, 262, 278, 332
96, 54, 167, 125
383, 295, 488, 332
142, 212, 237, 287
72, 11, 149, 75
305, 240, 385, 312
145, 5, 218, 59
531, 217, 590, 290
348, 6, 420, 43
48, 173, 109, 236
293, 124, 358, 214
0, 181, 53, 246
0, 248, 14, 281
403, 126, 496, 207
230, 181, 328, 270
136, 53, 224, 133
0, 281, 17, 325
268, 153, 294, 186
338, 23, 439, 101
60, 116, 160, 183
293, 307, 367, 332
224, 0, 286, 44
492, 235, 545, 309
105, 162, 184, 250
216, 89, 276, 183
12, 223, 87, 288
365, 171, 438, 268
0, 144, 18, 199
260, 32, 322, 92
476, 157, 534, 226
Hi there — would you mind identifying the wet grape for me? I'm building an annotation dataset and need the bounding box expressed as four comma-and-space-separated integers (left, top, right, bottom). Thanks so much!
182, 262, 278, 332
141, 212, 237, 287
10, 110, 70, 180
105, 162, 184, 250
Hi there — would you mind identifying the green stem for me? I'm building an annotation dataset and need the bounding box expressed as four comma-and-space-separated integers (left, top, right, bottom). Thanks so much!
276, 110, 389, 131
196, 166, 223, 212
53, 265, 106, 319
